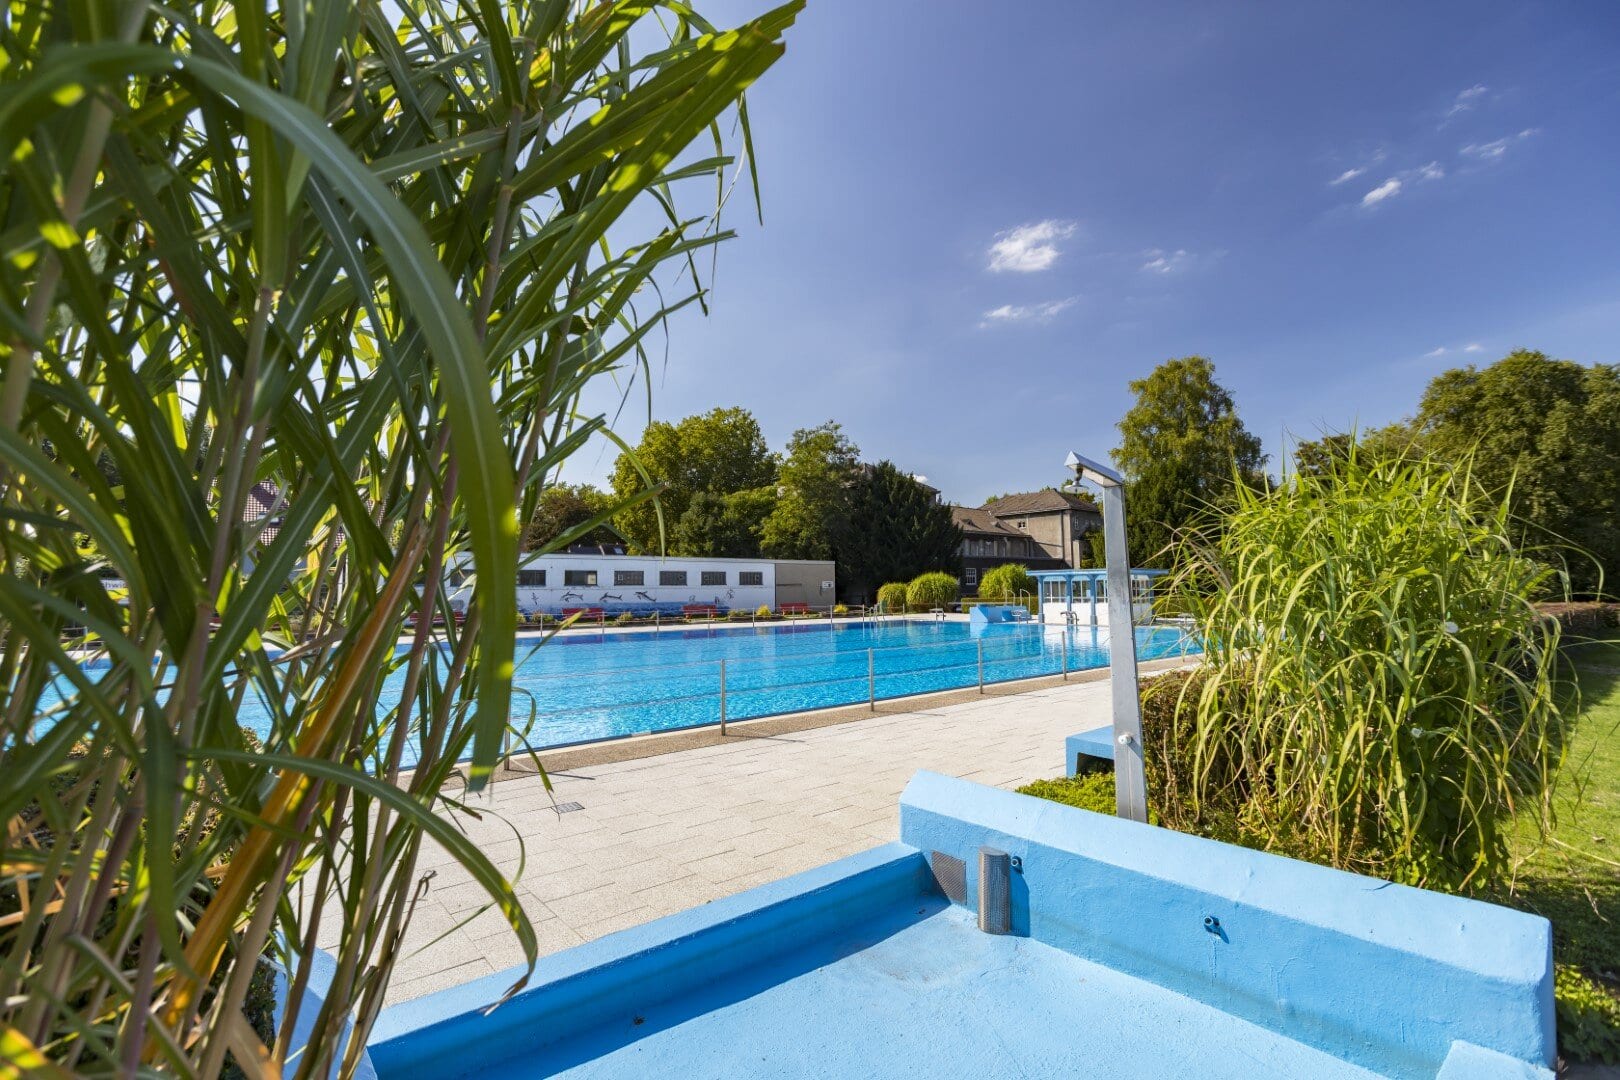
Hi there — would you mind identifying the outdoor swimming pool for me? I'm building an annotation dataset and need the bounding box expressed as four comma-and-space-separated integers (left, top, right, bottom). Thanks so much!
507, 619, 1195, 748
34, 619, 1195, 758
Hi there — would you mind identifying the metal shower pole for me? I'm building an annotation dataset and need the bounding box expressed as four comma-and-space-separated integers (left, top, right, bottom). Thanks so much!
1065, 451, 1148, 824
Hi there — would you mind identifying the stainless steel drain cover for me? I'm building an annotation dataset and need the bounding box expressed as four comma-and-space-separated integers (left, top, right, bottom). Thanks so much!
554, 801, 585, 814
929, 851, 967, 904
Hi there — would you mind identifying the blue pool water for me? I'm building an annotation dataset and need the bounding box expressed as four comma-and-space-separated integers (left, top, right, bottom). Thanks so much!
507, 619, 1195, 748
32, 620, 1195, 757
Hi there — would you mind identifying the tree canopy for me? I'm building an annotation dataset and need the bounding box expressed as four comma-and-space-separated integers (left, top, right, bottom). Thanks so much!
1291, 423, 1425, 479
671, 487, 776, 557
1112, 356, 1264, 566
1415, 350, 1620, 594
609, 407, 778, 553
836, 462, 962, 600
761, 421, 861, 560
523, 483, 619, 552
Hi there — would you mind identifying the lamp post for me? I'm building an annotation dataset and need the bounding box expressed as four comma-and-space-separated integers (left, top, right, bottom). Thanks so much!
1065, 451, 1149, 823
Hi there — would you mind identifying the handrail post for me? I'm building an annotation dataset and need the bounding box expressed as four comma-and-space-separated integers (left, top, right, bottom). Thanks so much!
977, 639, 984, 694
719, 658, 727, 735
868, 648, 875, 711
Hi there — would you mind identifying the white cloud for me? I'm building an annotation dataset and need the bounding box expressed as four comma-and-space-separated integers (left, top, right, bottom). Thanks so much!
1461, 129, 1537, 161
1416, 161, 1445, 181
1444, 84, 1488, 120
1424, 346, 1448, 358
1463, 342, 1484, 353
1330, 167, 1366, 186
1461, 138, 1510, 160
1361, 179, 1402, 207
987, 220, 1077, 273
1140, 248, 1195, 274
978, 297, 1077, 327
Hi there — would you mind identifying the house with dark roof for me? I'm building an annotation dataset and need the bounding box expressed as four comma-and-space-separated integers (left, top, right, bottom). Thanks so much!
951, 488, 1103, 594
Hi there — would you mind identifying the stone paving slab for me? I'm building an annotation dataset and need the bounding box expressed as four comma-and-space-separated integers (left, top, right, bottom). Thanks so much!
329, 676, 1133, 1005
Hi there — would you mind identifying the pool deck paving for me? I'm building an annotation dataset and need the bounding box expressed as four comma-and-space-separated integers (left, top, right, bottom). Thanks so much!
341, 673, 1141, 1005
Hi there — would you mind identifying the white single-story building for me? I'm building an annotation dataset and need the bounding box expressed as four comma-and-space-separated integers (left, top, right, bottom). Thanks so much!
446, 553, 837, 616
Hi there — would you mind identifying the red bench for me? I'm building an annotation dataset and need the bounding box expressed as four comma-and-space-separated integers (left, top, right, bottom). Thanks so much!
779, 602, 811, 616
682, 603, 720, 619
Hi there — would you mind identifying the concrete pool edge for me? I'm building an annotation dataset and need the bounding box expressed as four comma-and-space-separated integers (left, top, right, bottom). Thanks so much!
900, 771, 1556, 1077
367, 843, 931, 1076
368, 772, 1555, 1079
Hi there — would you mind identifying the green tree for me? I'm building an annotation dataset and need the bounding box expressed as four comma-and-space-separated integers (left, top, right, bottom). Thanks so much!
1292, 423, 1425, 478
836, 462, 963, 601
523, 483, 618, 552
761, 421, 861, 560
671, 487, 775, 557
609, 407, 778, 553
1415, 350, 1620, 595
1112, 356, 1265, 567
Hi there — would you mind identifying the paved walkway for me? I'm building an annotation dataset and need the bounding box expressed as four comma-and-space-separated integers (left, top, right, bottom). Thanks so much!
356, 678, 1117, 1004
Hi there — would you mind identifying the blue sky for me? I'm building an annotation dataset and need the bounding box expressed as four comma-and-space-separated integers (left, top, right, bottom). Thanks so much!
565, 1, 1620, 506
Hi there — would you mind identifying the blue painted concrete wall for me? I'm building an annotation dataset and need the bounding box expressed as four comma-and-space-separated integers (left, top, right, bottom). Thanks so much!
274, 946, 377, 1080
1064, 725, 1113, 774
898, 771, 1555, 1078
368, 845, 932, 1078
969, 604, 1023, 627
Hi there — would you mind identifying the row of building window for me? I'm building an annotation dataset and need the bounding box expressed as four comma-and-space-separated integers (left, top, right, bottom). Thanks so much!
511, 569, 765, 588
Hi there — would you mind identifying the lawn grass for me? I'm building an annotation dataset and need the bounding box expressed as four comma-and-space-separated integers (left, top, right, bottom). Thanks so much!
1499, 631, 1620, 1064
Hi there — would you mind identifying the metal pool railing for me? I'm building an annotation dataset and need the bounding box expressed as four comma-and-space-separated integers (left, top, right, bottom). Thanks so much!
497, 623, 1199, 758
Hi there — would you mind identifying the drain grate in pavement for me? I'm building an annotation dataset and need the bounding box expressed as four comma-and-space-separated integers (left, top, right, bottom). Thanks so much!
553, 801, 585, 814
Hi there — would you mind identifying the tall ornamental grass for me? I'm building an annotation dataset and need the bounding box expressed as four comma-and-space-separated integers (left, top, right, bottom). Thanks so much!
906, 571, 958, 611
1169, 455, 1566, 890
0, 1, 798, 1075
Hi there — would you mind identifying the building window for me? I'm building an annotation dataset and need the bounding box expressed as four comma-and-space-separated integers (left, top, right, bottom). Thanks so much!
965, 567, 978, 586
614, 570, 644, 586
739, 571, 763, 586
517, 570, 545, 587
449, 570, 470, 587
700, 571, 726, 586
660, 570, 686, 586
1016, 520, 1027, 529
563, 570, 597, 587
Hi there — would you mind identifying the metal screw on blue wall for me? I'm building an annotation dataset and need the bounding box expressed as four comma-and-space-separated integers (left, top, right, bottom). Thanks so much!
1204, 915, 1228, 942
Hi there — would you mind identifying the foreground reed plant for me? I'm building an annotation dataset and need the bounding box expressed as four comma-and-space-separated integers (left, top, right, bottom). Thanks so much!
0, 1, 798, 1074
1168, 454, 1566, 890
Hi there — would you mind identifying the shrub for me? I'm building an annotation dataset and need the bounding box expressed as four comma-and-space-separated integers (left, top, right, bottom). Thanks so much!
1556, 966, 1620, 1065
756, 604, 773, 617
613, 612, 634, 625
906, 571, 959, 611
1017, 773, 1117, 815
833, 603, 849, 615
1170, 455, 1566, 890
876, 582, 909, 612
978, 563, 1033, 600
